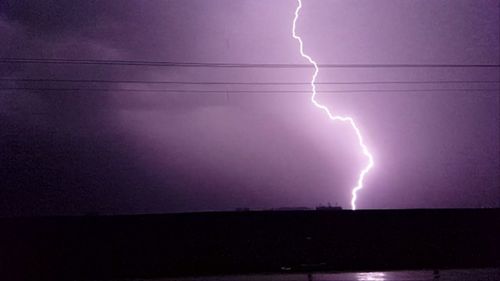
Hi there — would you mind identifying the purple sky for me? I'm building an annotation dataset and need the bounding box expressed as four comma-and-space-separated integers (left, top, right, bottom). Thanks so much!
0, 0, 499, 216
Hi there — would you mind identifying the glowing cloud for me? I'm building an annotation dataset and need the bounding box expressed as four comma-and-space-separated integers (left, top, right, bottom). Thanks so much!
292, 0, 374, 210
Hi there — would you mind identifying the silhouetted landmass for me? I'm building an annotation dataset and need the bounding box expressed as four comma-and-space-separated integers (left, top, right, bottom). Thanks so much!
0, 208, 498, 280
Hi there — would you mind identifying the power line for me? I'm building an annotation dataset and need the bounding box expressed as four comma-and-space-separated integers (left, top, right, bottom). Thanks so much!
1, 78, 499, 86
1, 87, 498, 94
1, 58, 499, 68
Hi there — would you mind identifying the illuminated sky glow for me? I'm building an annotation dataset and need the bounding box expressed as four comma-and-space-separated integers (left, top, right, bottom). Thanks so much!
0, 0, 498, 216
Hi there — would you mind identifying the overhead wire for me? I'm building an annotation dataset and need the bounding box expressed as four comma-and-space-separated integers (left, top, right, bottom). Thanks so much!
1, 78, 499, 86
1, 87, 498, 94
1, 58, 499, 68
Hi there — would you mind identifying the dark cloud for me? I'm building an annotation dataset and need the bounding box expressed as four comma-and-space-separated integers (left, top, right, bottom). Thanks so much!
1, 0, 100, 36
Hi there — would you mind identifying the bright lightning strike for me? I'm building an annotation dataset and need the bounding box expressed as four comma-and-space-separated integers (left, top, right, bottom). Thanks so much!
292, 0, 374, 210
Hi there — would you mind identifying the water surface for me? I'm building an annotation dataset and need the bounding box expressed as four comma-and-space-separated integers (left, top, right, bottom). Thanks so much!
154, 268, 499, 281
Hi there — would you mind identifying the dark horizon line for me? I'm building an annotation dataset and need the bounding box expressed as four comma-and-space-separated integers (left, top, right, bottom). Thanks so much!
1, 207, 499, 219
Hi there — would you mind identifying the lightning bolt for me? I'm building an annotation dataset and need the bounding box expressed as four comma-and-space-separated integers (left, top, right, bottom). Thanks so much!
292, 0, 374, 210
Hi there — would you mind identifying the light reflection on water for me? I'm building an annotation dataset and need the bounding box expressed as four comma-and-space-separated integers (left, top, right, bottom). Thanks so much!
356, 272, 386, 281
157, 268, 499, 281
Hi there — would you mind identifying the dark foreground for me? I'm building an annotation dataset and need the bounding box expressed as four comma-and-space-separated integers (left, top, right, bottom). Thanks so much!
0, 209, 499, 280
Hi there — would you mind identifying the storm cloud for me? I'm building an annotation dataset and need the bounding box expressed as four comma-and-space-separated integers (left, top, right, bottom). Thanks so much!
0, 0, 498, 216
